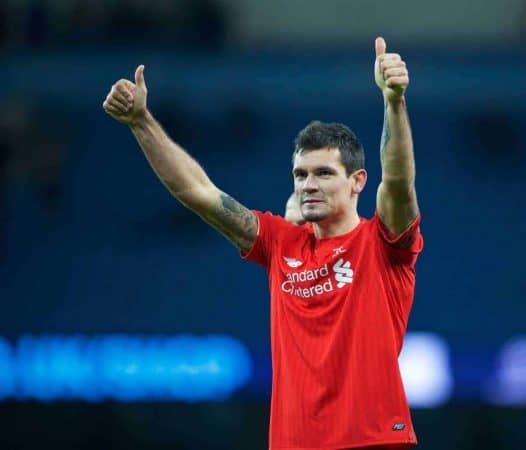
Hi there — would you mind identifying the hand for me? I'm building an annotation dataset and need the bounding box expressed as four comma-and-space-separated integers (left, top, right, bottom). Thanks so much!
374, 37, 409, 103
103, 65, 148, 125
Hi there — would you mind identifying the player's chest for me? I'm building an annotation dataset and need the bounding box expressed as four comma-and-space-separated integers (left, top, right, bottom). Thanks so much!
275, 240, 373, 301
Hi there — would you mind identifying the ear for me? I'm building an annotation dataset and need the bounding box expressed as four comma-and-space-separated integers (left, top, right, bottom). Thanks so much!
351, 169, 367, 194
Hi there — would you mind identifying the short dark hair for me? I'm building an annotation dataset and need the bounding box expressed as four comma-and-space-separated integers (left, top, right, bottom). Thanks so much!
292, 121, 365, 176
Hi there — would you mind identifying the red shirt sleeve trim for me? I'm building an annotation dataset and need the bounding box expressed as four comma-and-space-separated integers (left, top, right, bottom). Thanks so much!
375, 211, 422, 250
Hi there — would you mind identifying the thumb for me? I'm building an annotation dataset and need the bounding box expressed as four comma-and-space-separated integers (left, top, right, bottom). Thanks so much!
134, 65, 146, 89
375, 37, 386, 58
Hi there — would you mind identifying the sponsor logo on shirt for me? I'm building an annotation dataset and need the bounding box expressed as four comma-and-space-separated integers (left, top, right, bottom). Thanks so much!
283, 257, 303, 268
280, 258, 354, 299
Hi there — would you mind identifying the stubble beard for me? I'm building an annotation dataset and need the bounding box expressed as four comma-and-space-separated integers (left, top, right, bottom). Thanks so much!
301, 206, 328, 223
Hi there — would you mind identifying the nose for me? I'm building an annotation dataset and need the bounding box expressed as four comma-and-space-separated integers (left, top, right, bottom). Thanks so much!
302, 174, 319, 193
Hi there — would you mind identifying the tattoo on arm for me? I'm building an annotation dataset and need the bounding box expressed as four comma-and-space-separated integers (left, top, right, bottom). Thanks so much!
202, 193, 258, 252
380, 103, 390, 164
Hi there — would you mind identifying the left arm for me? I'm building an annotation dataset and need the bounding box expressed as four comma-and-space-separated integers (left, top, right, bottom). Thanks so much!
374, 37, 419, 237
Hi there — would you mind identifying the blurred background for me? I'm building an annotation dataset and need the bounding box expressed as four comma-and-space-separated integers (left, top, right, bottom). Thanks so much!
0, 0, 525, 449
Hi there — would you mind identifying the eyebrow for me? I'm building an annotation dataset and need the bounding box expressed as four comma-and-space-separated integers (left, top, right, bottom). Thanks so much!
315, 166, 337, 173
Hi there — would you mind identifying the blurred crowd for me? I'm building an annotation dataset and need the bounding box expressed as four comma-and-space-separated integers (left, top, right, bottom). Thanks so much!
0, 97, 71, 262
0, 0, 232, 261
0, 0, 231, 50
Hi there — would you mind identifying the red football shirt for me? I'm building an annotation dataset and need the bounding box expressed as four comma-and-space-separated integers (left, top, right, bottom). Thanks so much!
243, 211, 423, 450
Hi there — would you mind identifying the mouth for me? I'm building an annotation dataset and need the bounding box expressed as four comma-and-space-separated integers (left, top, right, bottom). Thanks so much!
302, 199, 323, 205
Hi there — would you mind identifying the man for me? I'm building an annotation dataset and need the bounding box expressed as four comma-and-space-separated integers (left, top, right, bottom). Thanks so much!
103, 37, 422, 450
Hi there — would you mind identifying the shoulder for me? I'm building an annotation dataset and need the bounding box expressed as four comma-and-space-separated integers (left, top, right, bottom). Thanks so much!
254, 210, 289, 231
255, 210, 310, 234
243, 210, 311, 265
254, 210, 313, 249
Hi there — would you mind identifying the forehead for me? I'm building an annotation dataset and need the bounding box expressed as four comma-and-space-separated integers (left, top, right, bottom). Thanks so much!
293, 147, 344, 171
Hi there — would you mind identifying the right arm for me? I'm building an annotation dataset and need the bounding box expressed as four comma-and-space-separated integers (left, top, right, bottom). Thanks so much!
102, 65, 257, 252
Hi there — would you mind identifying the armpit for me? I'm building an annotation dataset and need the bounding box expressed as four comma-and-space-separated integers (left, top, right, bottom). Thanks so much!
376, 212, 422, 250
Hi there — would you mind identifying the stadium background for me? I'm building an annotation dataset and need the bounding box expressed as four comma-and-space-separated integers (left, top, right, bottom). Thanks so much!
0, 0, 525, 449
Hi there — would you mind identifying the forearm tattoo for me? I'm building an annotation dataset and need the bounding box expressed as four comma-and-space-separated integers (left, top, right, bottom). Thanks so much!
380, 103, 391, 164
203, 193, 258, 252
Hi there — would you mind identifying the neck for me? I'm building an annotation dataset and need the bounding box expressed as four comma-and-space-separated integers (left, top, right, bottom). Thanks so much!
312, 210, 361, 239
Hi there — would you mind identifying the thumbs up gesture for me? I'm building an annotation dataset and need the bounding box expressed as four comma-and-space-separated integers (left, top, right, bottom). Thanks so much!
103, 65, 148, 125
374, 37, 408, 103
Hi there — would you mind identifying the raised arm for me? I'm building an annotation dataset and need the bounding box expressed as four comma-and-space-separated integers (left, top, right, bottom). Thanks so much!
102, 65, 257, 252
374, 37, 419, 238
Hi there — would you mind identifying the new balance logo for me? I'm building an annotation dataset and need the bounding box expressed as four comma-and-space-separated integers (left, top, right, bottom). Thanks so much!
333, 258, 353, 288
283, 257, 303, 268
392, 423, 406, 431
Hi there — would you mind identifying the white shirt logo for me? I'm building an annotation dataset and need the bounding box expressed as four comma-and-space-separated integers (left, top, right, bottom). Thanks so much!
333, 258, 353, 288
283, 257, 304, 268
280, 258, 354, 298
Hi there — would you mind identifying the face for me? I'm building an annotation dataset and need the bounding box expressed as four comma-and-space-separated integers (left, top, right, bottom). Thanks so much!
292, 147, 365, 223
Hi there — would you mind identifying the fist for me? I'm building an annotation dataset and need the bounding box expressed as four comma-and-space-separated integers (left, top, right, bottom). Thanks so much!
374, 37, 409, 103
103, 65, 148, 125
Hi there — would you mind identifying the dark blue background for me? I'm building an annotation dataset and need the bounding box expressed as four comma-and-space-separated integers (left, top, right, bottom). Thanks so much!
2, 49, 524, 344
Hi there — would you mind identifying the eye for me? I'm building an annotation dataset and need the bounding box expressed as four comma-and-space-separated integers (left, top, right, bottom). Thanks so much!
294, 171, 307, 180
318, 169, 333, 177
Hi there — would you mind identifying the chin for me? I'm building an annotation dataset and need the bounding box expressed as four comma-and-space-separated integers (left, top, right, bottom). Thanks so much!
302, 212, 328, 223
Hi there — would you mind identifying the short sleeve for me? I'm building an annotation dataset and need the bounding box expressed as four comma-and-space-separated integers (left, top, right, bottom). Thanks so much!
374, 212, 424, 267
241, 211, 287, 268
